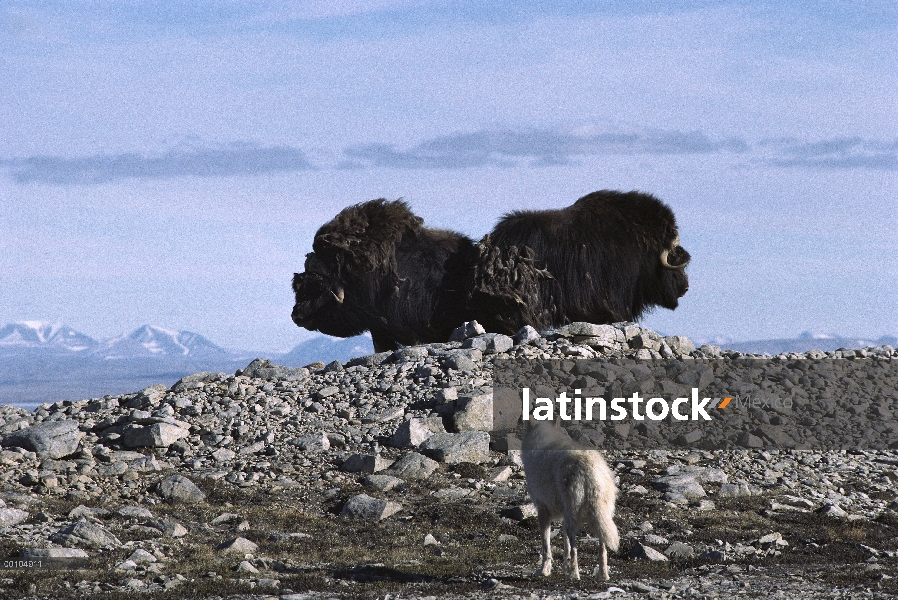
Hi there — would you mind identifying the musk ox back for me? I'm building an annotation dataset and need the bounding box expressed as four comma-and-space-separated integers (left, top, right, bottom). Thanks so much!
469, 190, 690, 334
292, 199, 476, 352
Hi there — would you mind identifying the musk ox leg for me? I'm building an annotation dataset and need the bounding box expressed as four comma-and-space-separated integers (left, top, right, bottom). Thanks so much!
369, 330, 397, 354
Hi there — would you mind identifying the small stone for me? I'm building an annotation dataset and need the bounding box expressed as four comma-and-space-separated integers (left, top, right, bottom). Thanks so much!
236, 560, 259, 573
127, 549, 157, 565
449, 321, 486, 342
212, 448, 236, 462
719, 482, 754, 497
149, 518, 188, 537
156, 475, 206, 503
453, 392, 494, 432
216, 536, 258, 555
341, 454, 394, 473
390, 417, 446, 448
115, 559, 138, 572
652, 474, 707, 500
122, 578, 146, 589
122, 423, 189, 448
420, 431, 491, 464
501, 503, 538, 521
386, 452, 439, 479
513, 325, 540, 345
116, 506, 154, 519
819, 504, 848, 519
643, 534, 670, 545
363, 474, 404, 492
424, 533, 440, 546
663, 335, 696, 355
488, 466, 513, 482
292, 432, 330, 452
481, 333, 513, 354
340, 494, 402, 520
362, 406, 405, 423
210, 512, 243, 526
630, 542, 669, 561
50, 519, 122, 548
0, 508, 28, 527
664, 541, 695, 559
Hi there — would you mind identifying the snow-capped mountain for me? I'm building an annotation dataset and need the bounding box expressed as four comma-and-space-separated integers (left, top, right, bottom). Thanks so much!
0, 322, 229, 359
96, 325, 229, 359
281, 334, 373, 367
0, 321, 98, 352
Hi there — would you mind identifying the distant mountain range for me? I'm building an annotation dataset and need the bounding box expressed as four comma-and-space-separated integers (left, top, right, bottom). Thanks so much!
0, 322, 230, 359
694, 331, 897, 355
1, 321, 894, 410
0, 321, 373, 410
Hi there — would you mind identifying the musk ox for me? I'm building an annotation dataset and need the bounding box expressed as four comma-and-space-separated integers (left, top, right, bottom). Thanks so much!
291, 199, 476, 352
468, 190, 690, 334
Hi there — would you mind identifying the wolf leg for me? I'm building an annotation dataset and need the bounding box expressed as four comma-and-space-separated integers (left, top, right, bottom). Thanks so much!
536, 506, 553, 576
598, 542, 609, 581
563, 519, 580, 580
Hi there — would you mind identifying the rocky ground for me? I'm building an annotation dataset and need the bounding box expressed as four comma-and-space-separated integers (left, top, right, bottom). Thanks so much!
0, 321, 896, 600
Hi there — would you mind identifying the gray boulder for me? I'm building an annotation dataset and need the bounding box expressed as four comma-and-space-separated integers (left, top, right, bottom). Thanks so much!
420, 431, 491, 464
0, 508, 28, 527
453, 391, 494, 432
122, 422, 189, 448
341, 454, 394, 474
340, 494, 402, 520
50, 519, 121, 548
2, 420, 84, 459
156, 474, 206, 503
386, 452, 440, 479
390, 417, 446, 448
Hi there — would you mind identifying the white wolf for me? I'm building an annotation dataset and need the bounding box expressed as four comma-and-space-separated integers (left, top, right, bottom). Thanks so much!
520, 420, 620, 580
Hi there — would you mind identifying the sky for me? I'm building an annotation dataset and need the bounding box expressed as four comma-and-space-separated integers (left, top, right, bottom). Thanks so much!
1, 1, 896, 352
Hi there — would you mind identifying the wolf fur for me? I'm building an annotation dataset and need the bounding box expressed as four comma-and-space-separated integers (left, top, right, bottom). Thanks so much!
520, 420, 620, 580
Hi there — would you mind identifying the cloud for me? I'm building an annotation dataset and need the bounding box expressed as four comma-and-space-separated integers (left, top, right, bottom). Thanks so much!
3, 130, 895, 185
763, 137, 898, 171
341, 128, 750, 169
1, 143, 316, 184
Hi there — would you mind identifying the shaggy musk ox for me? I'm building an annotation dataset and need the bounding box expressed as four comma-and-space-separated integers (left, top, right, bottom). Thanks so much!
468, 190, 690, 334
291, 199, 476, 352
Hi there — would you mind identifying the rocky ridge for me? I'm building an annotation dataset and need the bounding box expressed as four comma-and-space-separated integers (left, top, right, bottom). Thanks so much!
0, 321, 895, 599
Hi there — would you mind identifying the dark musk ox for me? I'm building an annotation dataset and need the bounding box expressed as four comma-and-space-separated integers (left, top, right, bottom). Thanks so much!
467, 190, 690, 335
292, 191, 690, 351
291, 199, 477, 352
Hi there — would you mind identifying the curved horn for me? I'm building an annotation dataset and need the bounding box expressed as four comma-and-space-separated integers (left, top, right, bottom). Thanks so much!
331, 287, 345, 304
660, 235, 688, 269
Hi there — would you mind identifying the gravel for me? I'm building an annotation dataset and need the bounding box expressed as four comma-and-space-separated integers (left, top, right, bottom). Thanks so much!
0, 319, 894, 598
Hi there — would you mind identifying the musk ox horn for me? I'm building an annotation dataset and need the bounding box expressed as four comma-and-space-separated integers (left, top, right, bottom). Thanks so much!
331, 287, 345, 304
660, 235, 688, 269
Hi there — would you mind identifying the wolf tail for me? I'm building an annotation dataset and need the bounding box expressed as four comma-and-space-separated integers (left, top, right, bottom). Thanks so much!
583, 456, 620, 552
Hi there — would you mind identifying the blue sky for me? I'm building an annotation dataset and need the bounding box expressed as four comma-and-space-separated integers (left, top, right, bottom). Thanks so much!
1, 1, 895, 351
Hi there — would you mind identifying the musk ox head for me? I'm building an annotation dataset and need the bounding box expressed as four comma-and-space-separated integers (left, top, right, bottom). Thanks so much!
291, 199, 422, 339
292, 198, 481, 352
291, 253, 366, 339
654, 232, 691, 309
